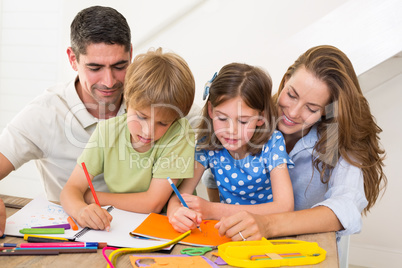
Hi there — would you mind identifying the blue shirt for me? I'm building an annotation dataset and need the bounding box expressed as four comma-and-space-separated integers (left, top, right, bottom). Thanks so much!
196, 130, 294, 205
289, 125, 368, 238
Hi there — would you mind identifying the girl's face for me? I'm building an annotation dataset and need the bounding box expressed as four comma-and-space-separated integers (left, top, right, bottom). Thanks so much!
127, 106, 175, 153
208, 96, 264, 159
277, 67, 331, 141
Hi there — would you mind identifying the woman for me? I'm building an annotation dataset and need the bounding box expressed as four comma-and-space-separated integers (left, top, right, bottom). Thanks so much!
213, 45, 387, 241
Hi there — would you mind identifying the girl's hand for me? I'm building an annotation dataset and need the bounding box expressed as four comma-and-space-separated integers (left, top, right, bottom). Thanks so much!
182, 193, 214, 219
168, 206, 202, 233
74, 203, 113, 231
215, 210, 267, 241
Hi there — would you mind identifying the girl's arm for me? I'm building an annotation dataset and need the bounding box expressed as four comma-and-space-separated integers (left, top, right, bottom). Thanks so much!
186, 163, 294, 220
215, 206, 342, 241
167, 161, 206, 232
60, 164, 112, 230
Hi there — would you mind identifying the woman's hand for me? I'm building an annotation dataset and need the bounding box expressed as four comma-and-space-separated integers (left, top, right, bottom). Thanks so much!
215, 210, 268, 241
74, 203, 113, 231
168, 206, 202, 233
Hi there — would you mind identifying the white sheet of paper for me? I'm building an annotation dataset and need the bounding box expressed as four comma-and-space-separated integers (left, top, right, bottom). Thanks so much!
5, 195, 168, 248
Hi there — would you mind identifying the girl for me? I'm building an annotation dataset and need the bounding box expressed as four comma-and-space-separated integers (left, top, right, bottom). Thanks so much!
167, 63, 294, 233
214, 45, 387, 243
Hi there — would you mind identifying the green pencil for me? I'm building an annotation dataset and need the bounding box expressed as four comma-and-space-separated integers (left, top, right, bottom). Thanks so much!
19, 228, 65, 234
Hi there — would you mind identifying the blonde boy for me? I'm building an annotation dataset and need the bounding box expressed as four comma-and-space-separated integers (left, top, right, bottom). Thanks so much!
61, 48, 195, 230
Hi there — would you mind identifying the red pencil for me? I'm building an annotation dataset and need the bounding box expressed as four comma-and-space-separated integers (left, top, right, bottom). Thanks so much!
81, 162, 100, 206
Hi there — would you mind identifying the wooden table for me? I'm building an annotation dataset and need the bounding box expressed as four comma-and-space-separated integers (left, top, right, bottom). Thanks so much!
0, 195, 339, 267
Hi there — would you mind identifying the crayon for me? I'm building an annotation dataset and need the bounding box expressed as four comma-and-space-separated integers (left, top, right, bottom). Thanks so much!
67, 216, 79, 231
19, 228, 65, 234
23, 234, 69, 241
32, 223, 71, 230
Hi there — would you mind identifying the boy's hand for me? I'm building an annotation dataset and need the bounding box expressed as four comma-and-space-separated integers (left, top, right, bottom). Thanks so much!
168, 206, 202, 233
74, 203, 113, 231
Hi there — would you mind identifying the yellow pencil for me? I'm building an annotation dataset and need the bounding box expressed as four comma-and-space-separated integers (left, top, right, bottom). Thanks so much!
23, 234, 69, 241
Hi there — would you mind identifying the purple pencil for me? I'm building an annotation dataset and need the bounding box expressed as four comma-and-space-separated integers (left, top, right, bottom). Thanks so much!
31, 223, 71, 230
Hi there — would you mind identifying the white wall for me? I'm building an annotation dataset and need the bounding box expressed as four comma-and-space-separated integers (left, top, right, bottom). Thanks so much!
1, 0, 401, 266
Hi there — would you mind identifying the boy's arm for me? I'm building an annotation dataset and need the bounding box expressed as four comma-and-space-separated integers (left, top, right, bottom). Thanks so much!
60, 164, 112, 230
87, 177, 177, 214
187, 164, 294, 220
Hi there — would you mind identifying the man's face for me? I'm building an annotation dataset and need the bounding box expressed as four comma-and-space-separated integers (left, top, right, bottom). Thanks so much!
68, 43, 132, 110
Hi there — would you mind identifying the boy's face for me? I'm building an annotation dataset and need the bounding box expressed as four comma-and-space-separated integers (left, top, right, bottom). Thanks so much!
127, 106, 176, 153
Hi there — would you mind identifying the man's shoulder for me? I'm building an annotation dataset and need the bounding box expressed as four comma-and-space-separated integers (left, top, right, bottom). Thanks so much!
29, 80, 74, 106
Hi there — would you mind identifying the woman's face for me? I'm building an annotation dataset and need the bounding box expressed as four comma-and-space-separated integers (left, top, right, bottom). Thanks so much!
277, 67, 331, 140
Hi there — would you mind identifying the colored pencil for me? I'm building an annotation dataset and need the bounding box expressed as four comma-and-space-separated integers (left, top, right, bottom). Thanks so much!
19, 228, 65, 234
81, 162, 100, 206
0, 250, 59, 256
0, 247, 16, 250
14, 247, 97, 250
67, 216, 79, 231
27, 237, 72, 244
23, 234, 69, 241
19, 242, 98, 248
2, 248, 97, 254
0, 243, 17, 247
32, 223, 71, 230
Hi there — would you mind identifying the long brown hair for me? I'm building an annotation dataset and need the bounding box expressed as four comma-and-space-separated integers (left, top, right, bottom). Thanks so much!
198, 63, 275, 155
275, 45, 387, 213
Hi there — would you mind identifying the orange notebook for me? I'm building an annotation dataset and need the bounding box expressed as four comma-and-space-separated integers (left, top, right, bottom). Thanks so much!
131, 213, 231, 247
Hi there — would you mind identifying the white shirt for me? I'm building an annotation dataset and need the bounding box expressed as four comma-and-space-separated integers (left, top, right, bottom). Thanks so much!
0, 78, 126, 201
289, 125, 368, 238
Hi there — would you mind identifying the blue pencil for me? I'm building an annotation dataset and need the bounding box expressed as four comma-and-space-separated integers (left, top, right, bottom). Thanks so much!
167, 177, 201, 232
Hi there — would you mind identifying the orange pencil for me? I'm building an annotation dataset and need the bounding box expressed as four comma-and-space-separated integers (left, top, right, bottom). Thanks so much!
67, 216, 78, 231
81, 162, 100, 206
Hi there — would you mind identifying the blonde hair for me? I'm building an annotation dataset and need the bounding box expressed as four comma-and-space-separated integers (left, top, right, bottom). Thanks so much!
275, 45, 386, 213
124, 47, 195, 119
198, 63, 275, 155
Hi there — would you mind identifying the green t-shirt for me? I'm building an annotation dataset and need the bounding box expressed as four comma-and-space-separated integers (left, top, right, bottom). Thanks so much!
78, 114, 195, 193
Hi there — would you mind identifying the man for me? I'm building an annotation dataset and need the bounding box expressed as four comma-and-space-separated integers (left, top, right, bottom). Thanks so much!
0, 6, 132, 235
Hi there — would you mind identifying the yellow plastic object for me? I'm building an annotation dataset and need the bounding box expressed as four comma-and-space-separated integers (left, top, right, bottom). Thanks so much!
218, 238, 326, 267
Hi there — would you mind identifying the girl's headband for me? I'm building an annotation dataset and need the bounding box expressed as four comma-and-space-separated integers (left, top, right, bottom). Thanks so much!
203, 72, 217, 100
